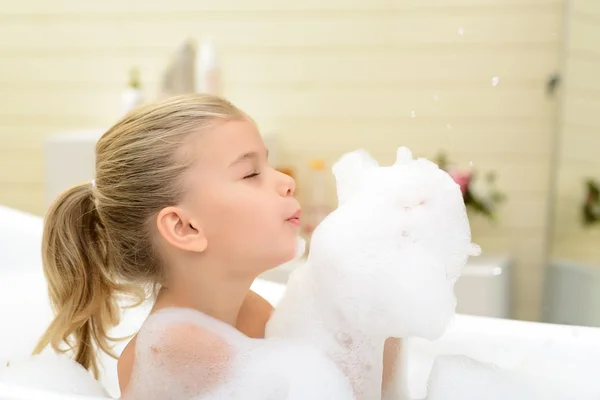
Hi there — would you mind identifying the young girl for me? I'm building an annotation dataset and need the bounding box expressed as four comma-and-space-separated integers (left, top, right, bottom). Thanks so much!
33, 94, 401, 397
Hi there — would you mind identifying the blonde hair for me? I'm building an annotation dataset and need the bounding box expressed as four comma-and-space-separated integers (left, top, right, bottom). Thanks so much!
33, 94, 246, 377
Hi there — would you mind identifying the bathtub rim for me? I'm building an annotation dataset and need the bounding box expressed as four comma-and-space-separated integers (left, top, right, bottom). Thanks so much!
0, 382, 111, 400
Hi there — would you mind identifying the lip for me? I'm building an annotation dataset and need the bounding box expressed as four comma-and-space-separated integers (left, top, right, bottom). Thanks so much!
286, 209, 302, 226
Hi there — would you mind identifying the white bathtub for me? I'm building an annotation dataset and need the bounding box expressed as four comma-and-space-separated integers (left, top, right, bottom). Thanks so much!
2, 205, 600, 399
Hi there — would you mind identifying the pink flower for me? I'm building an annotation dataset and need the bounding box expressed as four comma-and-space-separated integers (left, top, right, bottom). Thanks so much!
449, 169, 472, 195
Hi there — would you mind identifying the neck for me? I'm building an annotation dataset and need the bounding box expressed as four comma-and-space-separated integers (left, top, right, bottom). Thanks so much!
155, 256, 255, 327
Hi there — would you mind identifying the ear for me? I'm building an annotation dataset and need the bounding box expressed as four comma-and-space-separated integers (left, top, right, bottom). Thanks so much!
156, 206, 207, 253
332, 149, 379, 205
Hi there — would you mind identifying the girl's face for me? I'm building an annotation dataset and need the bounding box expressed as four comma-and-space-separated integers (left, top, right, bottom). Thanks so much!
179, 119, 301, 277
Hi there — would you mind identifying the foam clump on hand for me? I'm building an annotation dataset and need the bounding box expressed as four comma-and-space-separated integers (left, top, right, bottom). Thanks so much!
0, 352, 108, 397
426, 355, 542, 400
123, 307, 355, 400
268, 146, 480, 341
266, 147, 481, 399
306, 146, 478, 339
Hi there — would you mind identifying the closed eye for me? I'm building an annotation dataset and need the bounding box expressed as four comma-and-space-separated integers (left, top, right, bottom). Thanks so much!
243, 172, 261, 179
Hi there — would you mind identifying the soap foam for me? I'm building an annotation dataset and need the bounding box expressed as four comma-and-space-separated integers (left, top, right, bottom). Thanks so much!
307, 146, 477, 339
0, 352, 108, 397
122, 307, 355, 400
267, 147, 480, 399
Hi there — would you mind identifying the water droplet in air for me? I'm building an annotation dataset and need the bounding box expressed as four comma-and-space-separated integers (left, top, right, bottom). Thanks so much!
491, 76, 500, 86
410, 111, 416, 118
446, 124, 453, 130
469, 161, 474, 167
433, 94, 439, 102
457, 27, 464, 36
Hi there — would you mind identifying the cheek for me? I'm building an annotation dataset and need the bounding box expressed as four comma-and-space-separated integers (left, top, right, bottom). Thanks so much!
205, 193, 274, 238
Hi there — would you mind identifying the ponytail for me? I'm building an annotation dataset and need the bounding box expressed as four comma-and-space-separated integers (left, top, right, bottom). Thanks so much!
33, 183, 122, 378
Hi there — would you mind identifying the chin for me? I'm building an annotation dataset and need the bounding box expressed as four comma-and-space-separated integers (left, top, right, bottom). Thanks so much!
279, 236, 302, 262
258, 250, 296, 274
274, 247, 298, 267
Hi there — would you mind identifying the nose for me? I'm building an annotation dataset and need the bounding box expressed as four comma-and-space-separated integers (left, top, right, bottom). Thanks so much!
276, 169, 296, 197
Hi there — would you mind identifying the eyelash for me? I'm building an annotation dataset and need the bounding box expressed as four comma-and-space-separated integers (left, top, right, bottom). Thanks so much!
244, 172, 261, 179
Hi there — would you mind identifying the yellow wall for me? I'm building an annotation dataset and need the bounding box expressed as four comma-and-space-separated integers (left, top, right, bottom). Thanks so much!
0, 0, 564, 320
552, 0, 600, 264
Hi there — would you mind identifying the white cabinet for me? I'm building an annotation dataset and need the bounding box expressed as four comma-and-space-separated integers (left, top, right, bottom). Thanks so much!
44, 130, 103, 208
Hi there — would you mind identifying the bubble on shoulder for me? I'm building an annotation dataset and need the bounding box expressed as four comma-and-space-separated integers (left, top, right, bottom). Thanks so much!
125, 308, 243, 400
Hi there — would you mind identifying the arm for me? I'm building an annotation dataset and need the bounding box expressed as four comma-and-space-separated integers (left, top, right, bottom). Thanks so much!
117, 338, 136, 394
237, 291, 405, 398
238, 290, 405, 396
382, 337, 406, 399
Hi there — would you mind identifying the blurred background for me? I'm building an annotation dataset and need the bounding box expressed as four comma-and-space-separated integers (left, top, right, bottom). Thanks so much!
0, 0, 598, 327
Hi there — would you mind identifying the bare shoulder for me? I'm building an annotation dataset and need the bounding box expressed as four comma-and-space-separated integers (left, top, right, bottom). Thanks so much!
236, 289, 275, 338
119, 314, 236, 396
117, 291, 274, 394
117, 336, 137, 394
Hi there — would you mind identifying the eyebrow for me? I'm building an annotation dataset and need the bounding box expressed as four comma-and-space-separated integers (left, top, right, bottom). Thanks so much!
228, 149, 269, 167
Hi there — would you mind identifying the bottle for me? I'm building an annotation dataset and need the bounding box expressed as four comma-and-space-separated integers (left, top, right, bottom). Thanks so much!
121, 67, 144, 115
196, 38, 221, 95
303, 159, 330, 235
